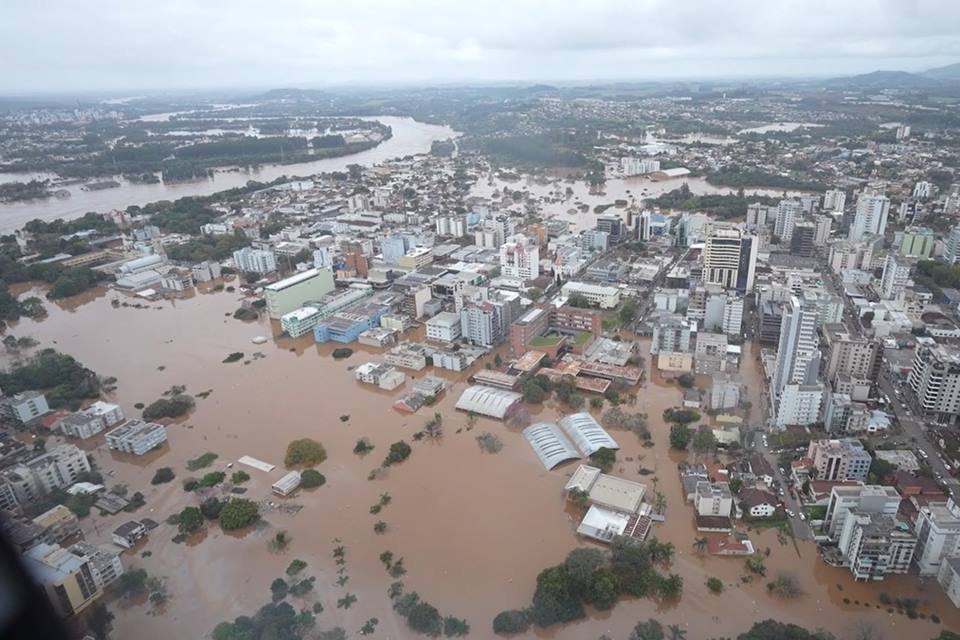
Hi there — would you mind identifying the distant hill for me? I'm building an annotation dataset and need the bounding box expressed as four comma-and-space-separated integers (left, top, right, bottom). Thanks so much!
823, 69, 946, 90
921, 62, 960, 80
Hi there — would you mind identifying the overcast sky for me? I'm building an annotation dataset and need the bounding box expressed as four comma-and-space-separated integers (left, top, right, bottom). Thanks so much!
3, 0, 960, 94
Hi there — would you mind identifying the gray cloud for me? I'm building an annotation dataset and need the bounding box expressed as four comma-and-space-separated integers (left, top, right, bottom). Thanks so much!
1, 0, 959, 93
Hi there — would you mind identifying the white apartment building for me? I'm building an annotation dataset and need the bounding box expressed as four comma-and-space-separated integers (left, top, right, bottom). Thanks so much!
425, 311, 462, 342
499, 234, 540, 281
838, 511, 916, 581
772, 295, 821, 398
561, 282, 621, 309
105, 420, 168, 455
849, 193, 890, 242
8, 391, 50, 423
914, 499, 960, 576
3, 444, 92, 504
280, 306, 322, 338
701, 223, 756, 291
907, 337, 960, 425
823, 484, 902, 541
823, 189, 846, 213
880, 254, 911, 301
232, 247, 277, 274
774, 199, 801, 242
806, 438, 873, 482
695, 481, 733, 517
775, 383, 823, 427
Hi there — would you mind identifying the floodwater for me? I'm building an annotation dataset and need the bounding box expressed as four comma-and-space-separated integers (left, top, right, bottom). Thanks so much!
4, 285, 958, 640
0, 116, 458, 233
471, 174, 808, 232
737, 123, 825, 135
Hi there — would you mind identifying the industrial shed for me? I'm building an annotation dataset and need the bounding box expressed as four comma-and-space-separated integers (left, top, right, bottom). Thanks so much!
454, 385, 523, 420
559, 413, 619, 456
523, 423, 581, 470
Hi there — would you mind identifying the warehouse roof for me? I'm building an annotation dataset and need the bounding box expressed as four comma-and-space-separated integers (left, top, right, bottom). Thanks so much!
559, 413, 619, 456
454, 385, 522, 419
523, 423, 581, 470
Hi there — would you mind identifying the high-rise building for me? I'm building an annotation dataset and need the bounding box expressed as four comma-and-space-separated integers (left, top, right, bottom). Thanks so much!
23, 543, 102, 616
232, 247, 277, 274
945, 225, 960, 265
837, 511, 916, 581
772, 295, 821, 398
914, 499, 960, 576
775, 383, 823, 426
701, 223, 756, 292
908, 337, 960, 425
746, 203, 771, 228
499, 234, 540, 281
824, 484, 902, 541
813, 214, 833, 245
806, 438, 873, 482
650, 313, 694, 355
774, 199, 801, 242
381, 235, 408, 265
823, 324, 881, 382
823, 189, 846, 213
879, 254, 911, 301
790, 221, 816, 257
849, 193, 890, 242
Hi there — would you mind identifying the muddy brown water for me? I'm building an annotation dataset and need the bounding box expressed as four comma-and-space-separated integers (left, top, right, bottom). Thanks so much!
3, 285, 958, 639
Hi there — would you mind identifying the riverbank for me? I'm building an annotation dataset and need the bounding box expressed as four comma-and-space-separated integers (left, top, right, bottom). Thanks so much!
0, 116, 458, 233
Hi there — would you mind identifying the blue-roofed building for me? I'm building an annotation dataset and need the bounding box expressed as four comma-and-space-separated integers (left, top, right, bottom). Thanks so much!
314, 301, 392, 343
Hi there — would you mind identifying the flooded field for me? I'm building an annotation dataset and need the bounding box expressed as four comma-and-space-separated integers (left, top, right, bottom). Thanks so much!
470, 173, 809, 233
3, 286, 958, 639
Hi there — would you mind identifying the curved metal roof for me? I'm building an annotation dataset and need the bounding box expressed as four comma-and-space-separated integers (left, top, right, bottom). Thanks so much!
454, 385, 522, 419
559, 412, 619, 456
523, 423, 581, 470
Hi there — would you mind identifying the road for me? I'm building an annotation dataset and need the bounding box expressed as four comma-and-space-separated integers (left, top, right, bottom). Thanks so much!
877, 370, 960, 499
753, 435, 814, 542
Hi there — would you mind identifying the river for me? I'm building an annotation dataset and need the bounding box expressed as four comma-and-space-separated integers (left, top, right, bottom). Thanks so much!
0, 116, 457, 233
3, 285, 957, 640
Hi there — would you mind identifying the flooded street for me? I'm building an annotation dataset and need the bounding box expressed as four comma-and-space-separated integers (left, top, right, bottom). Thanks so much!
3, 287, 958, 639
0, 116, 457, 233
470, 173, 809, 232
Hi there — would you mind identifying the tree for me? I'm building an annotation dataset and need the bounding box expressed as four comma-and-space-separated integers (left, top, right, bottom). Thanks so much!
231, 470, 250, 484
669, 424, 691, 450
443, 616, 470, 637
693, 537, 709, 554
691, 426, 717, 452
270, 577, 289, 602
565, 547, 608, 586
383, 440, 412, 466
589, 447, 617, 472
219, 498, 259, 530
115, 568, 149, 598
284, 438, 326, 467
177, 506, 203, 535
729, 477, 744, 494
523, 380, 547, 404
87, 603, 114, 640
630, 619, 664, 640
200, 497, 223, 519
706, 577, 723, 593
668, 625, 688, 640
300, 469, 326, 488
492, 610, 530, 634
868, 457, 896, 483
588, 568, 620, 610
767, 572, 803, 598
745, 554, 767, 577
406, 601, 443, 635
676, 373, 695, 388
737, 620, 834, 639
530, 565, 584, 626
151, 467, 175, 485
